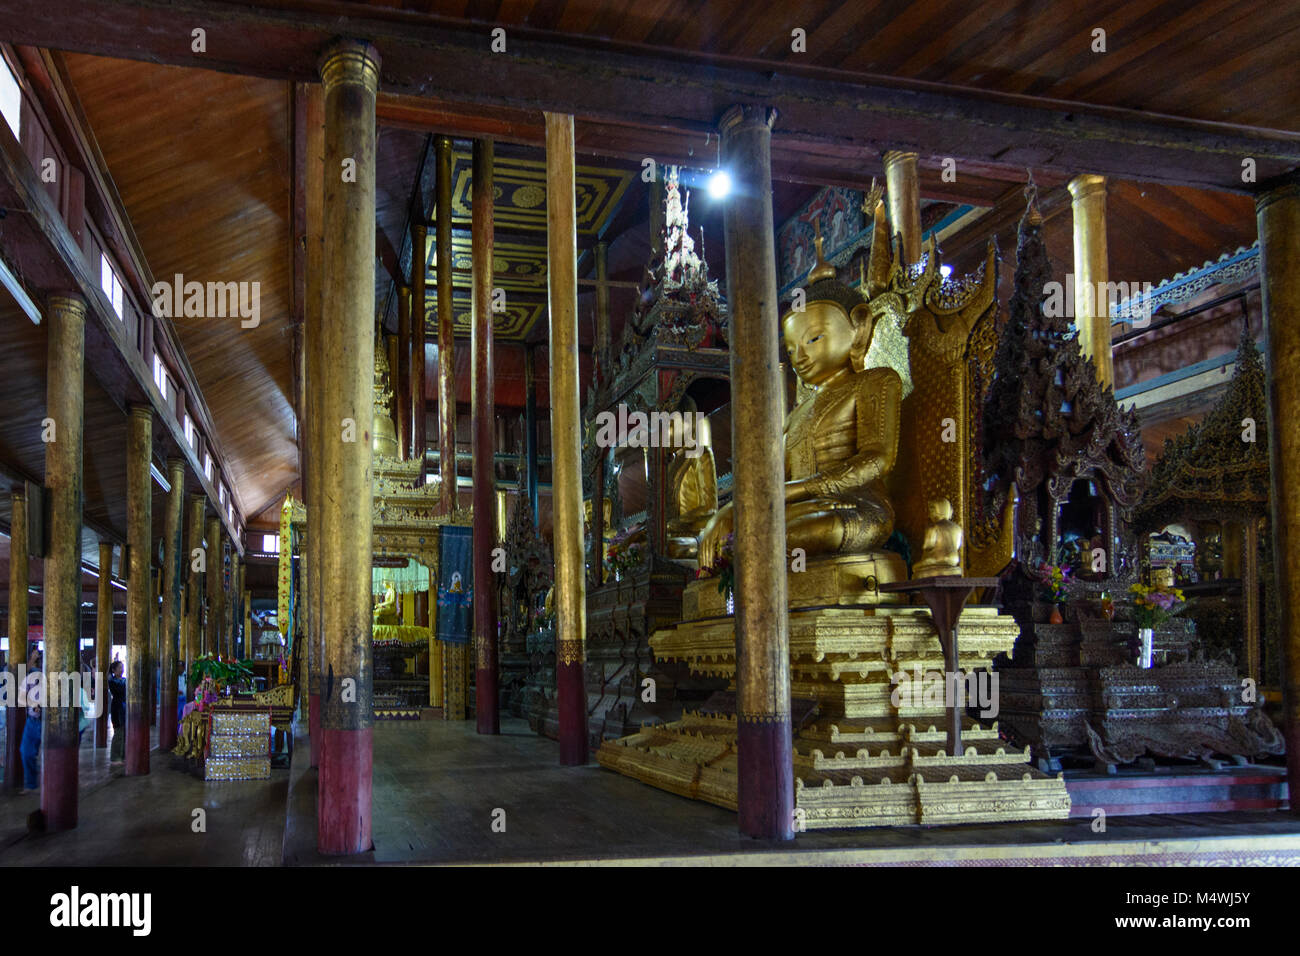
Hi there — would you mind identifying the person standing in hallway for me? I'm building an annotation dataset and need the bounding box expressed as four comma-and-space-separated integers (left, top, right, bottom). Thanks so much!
19, 648, 42, 792
108, 659, 126, 763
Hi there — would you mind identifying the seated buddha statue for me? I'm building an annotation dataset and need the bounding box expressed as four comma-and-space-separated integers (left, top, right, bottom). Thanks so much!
665, 399, 718, 560
373, 579, 399, 626
912, 497, 963, 578
699, 240, 900, 566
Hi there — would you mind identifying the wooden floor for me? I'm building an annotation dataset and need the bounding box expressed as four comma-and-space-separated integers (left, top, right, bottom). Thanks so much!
3, 715, 1300, 866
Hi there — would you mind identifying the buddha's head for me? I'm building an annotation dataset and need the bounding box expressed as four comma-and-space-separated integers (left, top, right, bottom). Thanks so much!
782, 232, 875, 386
928, 498, 953, 522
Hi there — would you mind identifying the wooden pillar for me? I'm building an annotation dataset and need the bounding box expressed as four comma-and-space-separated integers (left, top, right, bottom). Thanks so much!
1243, 516, 1261, 684
592, 242, 610, 583
243, 586, 252, 662
471, 138, 499, 735
317, 39, 379, 855
95, 540, 112, 748
435, 136, 456, 507
205, 516, 221, 659
4, 488, 29, 790
882, 151, 923, 266
720, 105, 794, 840
397, 285, 412, 460
41, 295, 86, 829
524, 345, 539, 526
125, 404, 152, 777
544, 111, 588, 765
185, 495, 204, 672
303, 79, 325, 768
1257, 176, 1300, 809
159, 459, 184, 750
412, 223, 428, 471
1069, 174, 1114, 389
149, 568, 159, 726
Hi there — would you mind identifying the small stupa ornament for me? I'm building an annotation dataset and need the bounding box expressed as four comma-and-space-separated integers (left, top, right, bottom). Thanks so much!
661, 166, 706, 292
372, 344, 399, 459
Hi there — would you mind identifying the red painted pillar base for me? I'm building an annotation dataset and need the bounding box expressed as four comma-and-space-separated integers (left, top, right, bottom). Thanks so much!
318, 727, 373, 854
125, 712, 150, 776
94, 711, 107, 749
309, 693, 321, 768
41, 742, 78, 830
737, 717, 795, 840
159, 692, 177, 752
4, 708, 24, 791
475, 665, 499, 735
556, 660, 587, 766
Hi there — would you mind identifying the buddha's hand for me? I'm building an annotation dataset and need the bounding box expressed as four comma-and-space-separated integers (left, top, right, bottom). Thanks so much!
698, 504, 735, 567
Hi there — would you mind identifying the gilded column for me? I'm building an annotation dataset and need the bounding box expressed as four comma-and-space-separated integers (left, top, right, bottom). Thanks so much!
206, 516, 221, 659
1069, 174, 1114, 388
42, 294, 86, 829
544, 111, 588, 765
1257, 175, 1300, 806
436, 135, 457, 506
149, 568, 159, 727
524, 346, 539, 526
4, 488, 29, 790
95, 541, 112, 748
397, 285, 412, 460
125, 404, 152, 777
303, 79, 325, 768
159, 458, 185, 751
471, 138, 499, 735
1243, 517, 1260, 683
412, 222, 428, 469
882, 150, 922, 266
185, 495, 204, 671
719, 105, 794, 840
317, 38, 379, 854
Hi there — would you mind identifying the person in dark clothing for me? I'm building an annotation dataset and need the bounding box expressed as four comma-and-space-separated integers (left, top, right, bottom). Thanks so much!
107, 659, 126, 763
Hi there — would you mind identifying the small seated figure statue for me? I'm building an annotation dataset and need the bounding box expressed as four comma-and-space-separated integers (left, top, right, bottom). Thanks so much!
172, 686, 209, 760
912, 497, 964, 579
699, 236, 900, 566
665, 398, 718, 561
373, 578, 399, 626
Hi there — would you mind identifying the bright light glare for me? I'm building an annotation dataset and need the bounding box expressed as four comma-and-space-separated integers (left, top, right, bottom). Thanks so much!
707, 170, 732, 200
940, 265, 953, 278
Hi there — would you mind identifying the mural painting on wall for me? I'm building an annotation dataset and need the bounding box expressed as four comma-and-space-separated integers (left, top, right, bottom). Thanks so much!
778, 185, 866, 289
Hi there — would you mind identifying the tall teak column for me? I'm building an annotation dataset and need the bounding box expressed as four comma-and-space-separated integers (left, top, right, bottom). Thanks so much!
544, 112, 587, 765
1257, 176, 1300, 810
1069, 174, 1113, 388
159, 459, 185, 751
720, 105, 794, 840
95, 540, 112, 748
125, 404, 153, 776
435, 135, 457, 504
303, 79, 325, 769
185, 495, 205, 673
471, 138, 499, 734
42, 295, 86, 829
317, 39, 379, 854
4, 488, 29, 790
206, 516, 222, 658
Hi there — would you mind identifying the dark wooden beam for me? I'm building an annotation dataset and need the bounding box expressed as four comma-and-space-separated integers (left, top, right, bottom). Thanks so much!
1, 1, 1296, 192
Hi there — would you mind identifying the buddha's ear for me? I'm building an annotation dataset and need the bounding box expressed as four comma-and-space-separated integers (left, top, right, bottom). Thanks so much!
849, 302, 875, 368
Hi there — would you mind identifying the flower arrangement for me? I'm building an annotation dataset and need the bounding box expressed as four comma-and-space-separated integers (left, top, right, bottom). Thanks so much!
606, 525, 646, 576
696, 532, 735, 599
187, 654, 255, 695
1036, 561, 1072, 604
1128, 582, 1187, 629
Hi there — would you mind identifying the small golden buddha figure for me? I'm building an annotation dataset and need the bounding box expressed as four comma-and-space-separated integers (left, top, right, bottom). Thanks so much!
699, 237, 900, 566
373, 578, 399, 626
665, 399, 718, 560
912, 497, 964, 579
1151, 566, 1175, 591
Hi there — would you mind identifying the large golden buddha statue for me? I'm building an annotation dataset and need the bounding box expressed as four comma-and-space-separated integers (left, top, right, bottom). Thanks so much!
699, 232, 900, 566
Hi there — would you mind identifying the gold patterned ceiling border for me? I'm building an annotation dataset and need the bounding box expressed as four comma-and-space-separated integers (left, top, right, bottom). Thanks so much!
430, 236, 549, 294
431, 297, 543, 339
449, 150, 633, 235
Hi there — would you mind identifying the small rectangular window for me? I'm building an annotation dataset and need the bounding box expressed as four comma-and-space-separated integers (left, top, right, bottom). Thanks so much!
100, 252, 124, 319
204, 453, 214, 483
262, 534, 280, 554
183, 414, 195, 450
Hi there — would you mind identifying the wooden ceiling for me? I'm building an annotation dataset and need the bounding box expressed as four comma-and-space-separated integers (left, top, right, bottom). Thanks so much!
60, 53, 299, 521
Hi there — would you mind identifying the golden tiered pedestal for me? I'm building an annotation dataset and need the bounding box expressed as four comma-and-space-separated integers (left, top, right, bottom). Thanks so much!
598, 567, 1071, 829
